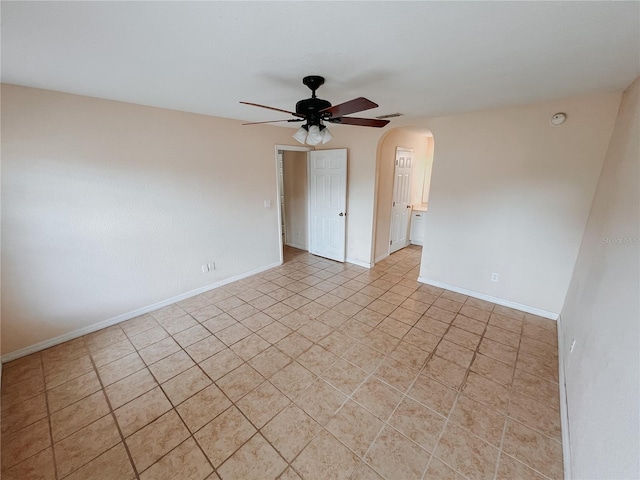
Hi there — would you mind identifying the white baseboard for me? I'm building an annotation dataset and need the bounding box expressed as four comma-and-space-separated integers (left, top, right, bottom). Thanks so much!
417, 277, 559, 320
284, 242, 307, 251
556, 314, 572, 479
346, 258, 372, 269
1, 261, 282, 364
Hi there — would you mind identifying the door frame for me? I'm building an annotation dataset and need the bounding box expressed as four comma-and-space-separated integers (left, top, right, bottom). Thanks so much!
274, 145, 313, 265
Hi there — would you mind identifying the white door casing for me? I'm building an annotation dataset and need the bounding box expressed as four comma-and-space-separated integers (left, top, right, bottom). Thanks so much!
278, 152, 286, 242
308, 149, 347, 262
389, 147, 413, 254
275, 145, 312, 265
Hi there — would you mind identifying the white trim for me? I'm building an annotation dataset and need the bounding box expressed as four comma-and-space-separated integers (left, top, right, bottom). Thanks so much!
275, 145, 312, 266
277, 150, 284, 265
556, 314, 573, 479
1, 261, 282, 363
306, 153, 312, 260
284, 242, 307, 251
346, 258, 372, 269
417, 277, 559, 320
275, 144, 313, 152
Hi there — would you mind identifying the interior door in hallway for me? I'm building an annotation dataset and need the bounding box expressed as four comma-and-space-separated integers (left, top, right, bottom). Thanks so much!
389, 147, 413, 254
308, 149, 347, 262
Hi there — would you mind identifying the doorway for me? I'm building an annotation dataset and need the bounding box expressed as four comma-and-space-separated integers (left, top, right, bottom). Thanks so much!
275, 145, 348, 265
276, 145, 312, 265
280, 149, 309, 251
373, 128, 434, 263
389, 147, 414, 254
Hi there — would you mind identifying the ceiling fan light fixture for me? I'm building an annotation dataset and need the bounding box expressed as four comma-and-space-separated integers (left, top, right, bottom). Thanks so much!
306, 125, 323, 145
293, 124, 333, 146
320, 126, 333, 144
293, 126, 308, 144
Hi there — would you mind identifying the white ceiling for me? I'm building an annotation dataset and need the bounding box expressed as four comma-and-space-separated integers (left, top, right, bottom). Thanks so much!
2, 1, 639, 124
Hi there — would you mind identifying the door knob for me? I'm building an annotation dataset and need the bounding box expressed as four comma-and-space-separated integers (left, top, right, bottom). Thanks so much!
339, 212, 345, 216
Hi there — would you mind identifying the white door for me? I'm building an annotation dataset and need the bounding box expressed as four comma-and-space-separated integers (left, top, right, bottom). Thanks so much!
389, 148, 413, 254
308, 149, 347, 262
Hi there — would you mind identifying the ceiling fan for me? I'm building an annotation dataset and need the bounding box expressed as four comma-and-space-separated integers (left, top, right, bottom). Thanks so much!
240, 75, 390, 145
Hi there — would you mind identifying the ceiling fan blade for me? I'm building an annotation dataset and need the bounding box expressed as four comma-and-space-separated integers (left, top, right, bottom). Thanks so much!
320, 97, 378, 117
240, 101, 305, 118
242, 119, 304, 125
329, 117, 390, 128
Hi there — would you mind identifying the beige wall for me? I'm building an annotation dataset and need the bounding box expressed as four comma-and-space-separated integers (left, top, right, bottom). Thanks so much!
0, 120, 2, 371
374, 129, 430, 261
327, 128, 381, 265
560, 77, 639, 479
411, 92, 621, 314
0, 84, 381, 356
0, 84, 292, 354
2, 83, 627, 362
283, 150, 308, 250
421, 136, 435, 203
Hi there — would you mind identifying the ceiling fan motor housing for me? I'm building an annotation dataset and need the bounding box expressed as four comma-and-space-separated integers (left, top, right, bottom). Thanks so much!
296, 97, 331, 126
297, 76, 332, 126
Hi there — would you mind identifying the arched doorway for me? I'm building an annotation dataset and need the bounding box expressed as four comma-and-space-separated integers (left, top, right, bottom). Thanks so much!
372, 127, 434, 263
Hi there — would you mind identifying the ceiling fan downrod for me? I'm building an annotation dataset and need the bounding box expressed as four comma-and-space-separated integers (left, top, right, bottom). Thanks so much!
296, 76, 331, 126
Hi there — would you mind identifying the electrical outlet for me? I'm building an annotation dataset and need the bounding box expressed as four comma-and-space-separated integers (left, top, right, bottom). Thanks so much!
570, 338, 576, 353
201, 262, 216, 273
491, 273, 499, 282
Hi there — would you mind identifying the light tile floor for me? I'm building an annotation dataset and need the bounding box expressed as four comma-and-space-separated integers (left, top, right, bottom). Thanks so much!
1, 245, 564, 480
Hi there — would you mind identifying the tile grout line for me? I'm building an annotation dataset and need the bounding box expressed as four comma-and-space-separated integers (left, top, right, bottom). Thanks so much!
43, 344, 106, 478
418, 293, 490, 480
153, 298, 318, 476
421, 297, 526, 479
497, 320, 560, 480
176, 283, 335, 478
491, 322, 523, 480
429, 296, 546, 478
4, 352, 109, 477
86, 341, 142, 480
42, 353, 61, 480
285, 301, 409, 474
343, 287, 465, 479
37, 334, 144, 479
360, 360, 432, 479
268, 251, 424, 478
141, 332, 221, 478
143, 294, 295, 474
